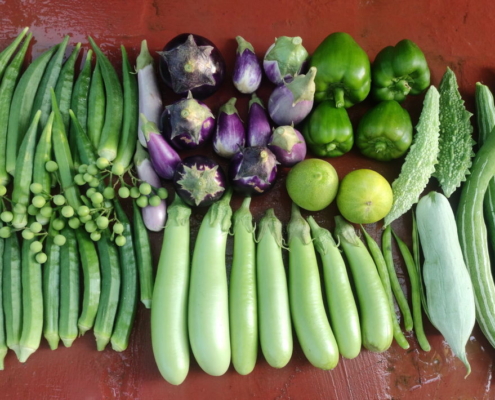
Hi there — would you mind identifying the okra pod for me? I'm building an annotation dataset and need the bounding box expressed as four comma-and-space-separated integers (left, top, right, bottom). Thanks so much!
42, 235, 61, 350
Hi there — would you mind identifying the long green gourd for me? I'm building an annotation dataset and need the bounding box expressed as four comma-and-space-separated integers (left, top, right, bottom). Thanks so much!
417, 191, 475, 375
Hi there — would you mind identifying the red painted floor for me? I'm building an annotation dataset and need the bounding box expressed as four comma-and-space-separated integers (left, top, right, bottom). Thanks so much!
0, 0, 494, 399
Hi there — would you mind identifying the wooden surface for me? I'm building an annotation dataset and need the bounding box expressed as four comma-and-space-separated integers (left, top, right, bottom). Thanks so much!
1, 0, 495, 399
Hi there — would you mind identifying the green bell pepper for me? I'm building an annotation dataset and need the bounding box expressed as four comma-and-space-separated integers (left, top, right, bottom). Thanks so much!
310, 32, 371, 108
356, 100, 413, 161
371, 39, 430, 102
302, 101, 354, 157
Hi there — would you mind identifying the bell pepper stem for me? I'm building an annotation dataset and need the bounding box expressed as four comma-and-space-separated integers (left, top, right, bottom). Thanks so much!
395, 79, 411, 96
334, 87, 345, 108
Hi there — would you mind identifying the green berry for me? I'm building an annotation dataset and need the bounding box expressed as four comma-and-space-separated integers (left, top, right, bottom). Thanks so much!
45, 160, 58, 172
74, 174, 86, 186
136, 195, 149, 208
91, 192, 104, 205
78, 164, 88, 174
39, 206, 53, 218
113, 222, 124, 235
118, 187, 130, 199
96, 216, 109, 230
103, 187, 115, 200
114, 235, 126, 247
87, 164, 99, 176
22, 229, 35, 240
53, 194, 66, 206
0, 226, 11, 238
68, 217, 81, 229
96, 157, 110, 170
30, 182, 43, 194
0, 211, 13, 223
157, 188, 168, 200
89, 177, 100, 188
27, 204, 39, 216
30, 240, 43, 253
78, 206, 90, 217
90, 231, 101, 242
0, 185, 7, 197
53, 234, 66, 246
149, 195, 161, 207
85, 220, 97, 233
61, 205, 74, 218
112, 164, 125, 176
86, 188, 97, 198
79, 214, 92, 223
139, 182, 152, 195
30, 222, 43, 233
35, 252, 48, 264
35, 214, 50, 225
52, 218, 65, 231
83, 173, 93, 183
130, 187, 140, 199
32, 195, 46, 208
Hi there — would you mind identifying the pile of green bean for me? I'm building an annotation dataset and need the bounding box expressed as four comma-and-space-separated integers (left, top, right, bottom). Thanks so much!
0, 29, 157, 367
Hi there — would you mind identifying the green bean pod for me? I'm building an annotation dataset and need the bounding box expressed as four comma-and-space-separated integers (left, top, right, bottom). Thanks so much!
334, 216, 393, 353
382, 225, 413, 331
87, 58, 105, 150
94, 232, 121, 351
88, 37, 123, 162
76, 228, 100, 336
112, 45, 138, 176
288, 204, 339, 370
18, 239, 43, 362
0, 27, 29, 81
256, 208, 293, 368
59, 226, 80, 347
3, 233, 22, 358
32, 112, 54, 196
42, 235, 61, 350
6, 42, 59, 176
151, 196, 191, 385
307, 217, 361, 360
0, 31, 32, 186
55, 43, 81, 133
11, 110, 41, 229
0, 220, 6, 369
361, 227, 409, 350
132, 200, 153, 308
229, 197, 257, 375
111, 200, 138, 352
392, 230, 431, 352
188, 189, 232, 376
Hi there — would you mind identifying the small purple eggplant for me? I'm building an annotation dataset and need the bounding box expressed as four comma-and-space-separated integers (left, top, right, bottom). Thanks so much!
137, 40, 163, 148
268, 67, 316, 126
268, 126, 307, 167
246, 93, 271, 147
228, 146, 278, 196
134, 142, 167, 231
173, 155, 227, 207
158, 33, 226, 100
160, 91, 215, 150
213, 97, 246, 159
263, 36, 309, 85
140, 114, 181, 180
233, 36, 262, 94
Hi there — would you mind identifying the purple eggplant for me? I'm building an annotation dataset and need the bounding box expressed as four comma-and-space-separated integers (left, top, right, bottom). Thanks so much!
160, 91, 215, 150
246, 93, 271, 147
140, 114, 181, 180
268, 67, 316, 126
173, 155, 227, 207
213, 97, 246, 159
158, 33, 226, 100
228, 146, 278, 196
232, 36, 262, 94
263, 36, 309, 85
136, 40, 163, 148
268, 126, 307, 167
134, 142, 167, 231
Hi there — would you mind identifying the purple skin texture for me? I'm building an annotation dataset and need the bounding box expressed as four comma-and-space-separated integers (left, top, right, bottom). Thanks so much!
160, 91, 215, 150
268, 67, 316, 126
247, 93, 271, 147
141, 114, 181, 180
228, 146, 278, 196
233, 36, 262, 94
268, 126, 307, 167
173, 155, 227, 207
213, 97, 246, 159
134, 142, 167, 231
158, 33, 226, 100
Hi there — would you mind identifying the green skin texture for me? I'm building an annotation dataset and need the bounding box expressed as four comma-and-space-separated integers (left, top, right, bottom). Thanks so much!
310, 32, 371, 108
303, 100, 353, 157
372, 39, 430, 102
356, 100, 413, 161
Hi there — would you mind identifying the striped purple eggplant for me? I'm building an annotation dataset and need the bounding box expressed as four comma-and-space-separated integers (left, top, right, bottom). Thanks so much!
268, 126, 306, 167
160, 91, 215, 150
213, 97, 246, 159
268, 67, 316, 126
247, 93, 271, 147
233, 36, 262, 94
263, 36, 309, 85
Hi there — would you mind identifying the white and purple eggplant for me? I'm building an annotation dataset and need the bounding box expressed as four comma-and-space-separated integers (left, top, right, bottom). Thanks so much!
173, 155, 227, 207
158, 33, 226, 100
268, 67, 316, 126
213, 97, 246, 159
160, 91, 215, 150
247, 93, 271, 147
137, 39, 163, 148
134, 142, 167, 231
228, 146, 278, 196
232, 36, 262, 94
267, 125, 307, 167
263, 36, 309, 85
140, 114, 181, 180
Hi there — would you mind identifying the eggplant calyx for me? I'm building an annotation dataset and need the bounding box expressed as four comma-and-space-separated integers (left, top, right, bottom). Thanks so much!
236, 36, 255, 55
249, 92, 265, 109
133, 141, 149, 166
287, 67, 317, 105
136, 39, 154, 71
219, 97, 241, 117
139, 113, 160, 142
176, 164, 225, 206
168, 97, 214, 143
269, 126, 302, 153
